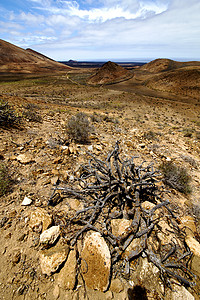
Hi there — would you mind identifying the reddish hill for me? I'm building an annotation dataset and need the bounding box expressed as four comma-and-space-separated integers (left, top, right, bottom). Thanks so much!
141, 58, 200, 73
87, 61, 133, 85
0, 39, 71, 74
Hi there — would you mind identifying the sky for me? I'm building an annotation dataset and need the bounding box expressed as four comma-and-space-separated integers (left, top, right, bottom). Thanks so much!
0, 0, 200, 61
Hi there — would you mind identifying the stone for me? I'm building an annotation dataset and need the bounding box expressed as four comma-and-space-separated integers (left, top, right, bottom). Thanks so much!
29, 208, 52, 232
179, 216, 196, 236
16, 153, 35, 164
40, 244, 69, 276
21, 196, 32, 206
40, 226, 60, 245
51, 176, 59, 185
166, 284, 195, 300
53, 285, 60, 299
81, 231, 111, 292
57, 249, 77, 290
111, 219, 131, 236
110, 278, 124, 293
88, 145, 93, 151
185, 236, 200, 256
68, 198, 84, 211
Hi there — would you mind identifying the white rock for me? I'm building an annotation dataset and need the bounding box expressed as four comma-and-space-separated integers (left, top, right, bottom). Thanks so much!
21, 196, 32, 206
88, 145, 93, 151
40, 226, 60, 245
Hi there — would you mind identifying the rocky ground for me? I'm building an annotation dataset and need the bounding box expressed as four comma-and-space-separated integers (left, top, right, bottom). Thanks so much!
0, 73, 200, 299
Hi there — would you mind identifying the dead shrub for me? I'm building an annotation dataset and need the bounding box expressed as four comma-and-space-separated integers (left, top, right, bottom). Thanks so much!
159, 161, 192, 194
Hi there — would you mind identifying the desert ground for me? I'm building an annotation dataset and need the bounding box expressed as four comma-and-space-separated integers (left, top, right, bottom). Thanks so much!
0, 65, 200, 300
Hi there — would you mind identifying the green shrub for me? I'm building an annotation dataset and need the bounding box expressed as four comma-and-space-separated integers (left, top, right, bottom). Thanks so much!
0, 164, 12, 196
159, 161, 192, 194
66, 112, 92, 143
0, 99, 18, 127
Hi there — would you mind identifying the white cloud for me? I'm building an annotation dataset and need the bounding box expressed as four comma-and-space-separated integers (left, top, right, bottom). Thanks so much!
1, 0, 200, 60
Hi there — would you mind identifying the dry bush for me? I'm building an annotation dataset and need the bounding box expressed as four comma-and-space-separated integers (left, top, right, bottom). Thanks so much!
22, 107, 42, 123
66, 112, 93, 143
159, 161, 192, 194
0, 163, 12, 196
0, 100, 18, 127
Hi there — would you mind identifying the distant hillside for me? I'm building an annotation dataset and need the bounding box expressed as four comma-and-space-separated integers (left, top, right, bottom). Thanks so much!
146, 67, 200, 99
0, 39, 71, 74
87, 61, 133, 85
141, 58, 200, 73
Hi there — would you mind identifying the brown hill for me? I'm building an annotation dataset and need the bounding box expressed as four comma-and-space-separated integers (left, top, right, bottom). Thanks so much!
87, 61, 133, 85
0, 39, 71, 74
146, 67, 200, 99
141, 58, 200, 73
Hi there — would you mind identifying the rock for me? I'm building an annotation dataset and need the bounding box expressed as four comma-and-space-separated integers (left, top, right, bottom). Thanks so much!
29, 208, 52, 232
81, 231, 111, 292
68, 198, 84, 211
12, 249, 21, 265
110, 278, 124, 293
185, 236, 200, 256
21, 196, 32, 206
88, 145, 93, 151
57, 249, 77, 290
53, 285, 60, 299
40, 244, 69, 276
40, 226, 60, 245
179, 216, 196, 236
111, 219, 131, 236
16, 153, 35, 164
51, 176, 59, 185
166, 284, 195, 300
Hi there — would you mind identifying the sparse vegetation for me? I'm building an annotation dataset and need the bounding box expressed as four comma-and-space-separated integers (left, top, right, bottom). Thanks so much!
0, 99, 18, 127
22, 105, 42, 122
66, 112, 93, 143
0, 163, 12, 196
143, 130, 159, 140
160, 161, 192, 194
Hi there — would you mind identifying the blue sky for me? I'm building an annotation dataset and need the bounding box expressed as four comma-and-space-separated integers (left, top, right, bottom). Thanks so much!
0, 0, 200, 61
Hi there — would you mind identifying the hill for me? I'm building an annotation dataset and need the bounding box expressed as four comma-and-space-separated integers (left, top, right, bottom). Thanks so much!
145, 66, 200, 99
0, 39, 71, 74
141, 58, 200, 73
87, 61, 133, 85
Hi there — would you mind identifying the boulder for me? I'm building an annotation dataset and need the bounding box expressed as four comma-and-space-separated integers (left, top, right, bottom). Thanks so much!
40, 244, 69, 276
81, 231, 111, 291
57, 249, 77, 290
40, 226, 60, 245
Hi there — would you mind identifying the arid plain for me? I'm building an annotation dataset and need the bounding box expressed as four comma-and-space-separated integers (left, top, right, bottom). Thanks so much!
0, 39, 200, 299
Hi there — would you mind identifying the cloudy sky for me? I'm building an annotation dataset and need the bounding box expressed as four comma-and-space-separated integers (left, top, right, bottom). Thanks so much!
0, 0, 200, 61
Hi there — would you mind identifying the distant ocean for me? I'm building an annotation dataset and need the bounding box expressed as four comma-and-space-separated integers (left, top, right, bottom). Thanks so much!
59, 60, 148, 68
